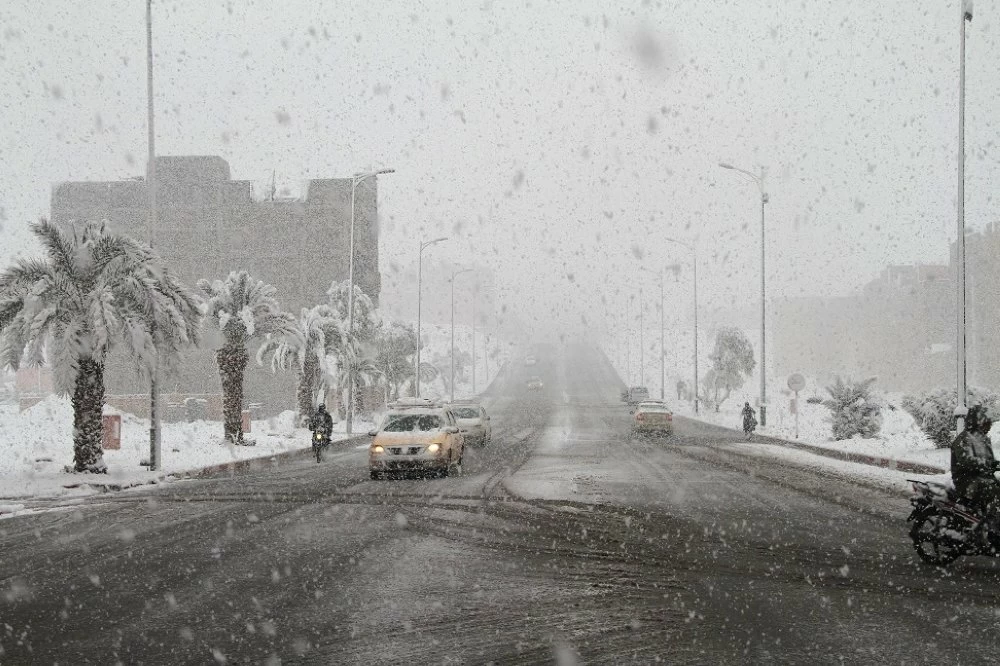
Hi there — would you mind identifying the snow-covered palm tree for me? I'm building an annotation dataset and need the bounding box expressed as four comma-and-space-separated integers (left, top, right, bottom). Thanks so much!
198, 271, 294, 444
0, 219, 201, 472
372, 322, 417, 404
256, 304, 344, 424
326, 280, 379, 416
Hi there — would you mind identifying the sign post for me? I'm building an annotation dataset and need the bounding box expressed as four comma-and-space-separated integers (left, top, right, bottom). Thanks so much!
787, 373, 806, 440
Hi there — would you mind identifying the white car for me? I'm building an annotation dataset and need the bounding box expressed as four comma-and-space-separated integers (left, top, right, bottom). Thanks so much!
631, 401, 674, 437
368, 399, 465, 479
448, 401, 492, 447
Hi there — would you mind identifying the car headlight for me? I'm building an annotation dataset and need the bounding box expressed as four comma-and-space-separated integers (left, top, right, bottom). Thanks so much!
372, 445, 384, 453
315, 432, 323, 440
427, 443, 441, 453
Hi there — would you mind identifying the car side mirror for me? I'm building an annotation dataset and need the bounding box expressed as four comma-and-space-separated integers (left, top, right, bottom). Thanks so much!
445, 426, 460, 434
629, 410, 635, 415
367, 430, 377, 437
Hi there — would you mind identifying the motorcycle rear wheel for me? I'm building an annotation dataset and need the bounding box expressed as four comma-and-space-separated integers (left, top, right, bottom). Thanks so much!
910, 510, 964, 567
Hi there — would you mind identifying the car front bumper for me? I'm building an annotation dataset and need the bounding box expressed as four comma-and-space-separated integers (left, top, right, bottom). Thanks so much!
370, 455, 448, 472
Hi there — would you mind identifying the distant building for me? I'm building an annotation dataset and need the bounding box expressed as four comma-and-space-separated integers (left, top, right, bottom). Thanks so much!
50, 156, 381, 417
771, 263, 953, 394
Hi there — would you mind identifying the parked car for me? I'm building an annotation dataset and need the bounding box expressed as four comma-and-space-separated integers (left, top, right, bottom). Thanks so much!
368, 398, 464, 479
524, 355, 538, 366
448, 400, 492, 447
631, 401, 674, 437
526, 376, 544, 391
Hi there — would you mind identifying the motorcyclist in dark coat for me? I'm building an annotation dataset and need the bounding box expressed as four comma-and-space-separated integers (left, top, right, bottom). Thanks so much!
951, 404, 1000, 529
309, 404, 333, 439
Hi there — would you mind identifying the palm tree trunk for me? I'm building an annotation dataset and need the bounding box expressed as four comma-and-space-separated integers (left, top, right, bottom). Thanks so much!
217, 343, 249, 444
72, 358, 107, 473
297, 355, 318, 426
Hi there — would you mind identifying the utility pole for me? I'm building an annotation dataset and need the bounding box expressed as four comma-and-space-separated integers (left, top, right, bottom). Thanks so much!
956, 0, 973, 431
415, 237, 447, 398
472, 284, 477, 395
345, 168, 393, 433
146, 0, 161, 471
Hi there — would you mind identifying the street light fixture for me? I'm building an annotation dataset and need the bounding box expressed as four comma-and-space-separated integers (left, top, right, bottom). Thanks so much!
956, 0, 973, 430
345, 168, 394, 434
450, 267, 473, 402
664, 237, 699, 413
415, 237, 448, 398
719, 161, 769, 427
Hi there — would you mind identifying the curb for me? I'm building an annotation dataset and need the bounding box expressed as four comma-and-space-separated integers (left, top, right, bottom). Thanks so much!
183, 434, 370, 479
781, 440, 945, 475
75, 435, 371, 493
680, 415, 946, 476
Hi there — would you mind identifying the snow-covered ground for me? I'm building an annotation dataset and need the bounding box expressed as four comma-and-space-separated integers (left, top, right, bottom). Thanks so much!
674, 395, 951, 472
0, 396, 370, 502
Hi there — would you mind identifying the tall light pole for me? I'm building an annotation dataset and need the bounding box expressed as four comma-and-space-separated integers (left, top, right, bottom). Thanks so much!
471, 284, 478, 394
450, 267, 473, 402
345, 168, 394, 434
415, 237, 448, 398
956, 0, 973, 431
145, 0, 162, 470
665, 238, 699, 413
640, 267, 666, 400
639, 287, 644, 388
720, 162, 769, 426
626, 295, 632, 385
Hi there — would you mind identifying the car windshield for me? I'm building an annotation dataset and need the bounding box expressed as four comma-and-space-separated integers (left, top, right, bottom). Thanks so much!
382, 414, 442, 432
453, 407, 480, 419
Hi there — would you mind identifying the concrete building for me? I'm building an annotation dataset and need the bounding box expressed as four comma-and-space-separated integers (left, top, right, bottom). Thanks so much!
50, 156, 381, 418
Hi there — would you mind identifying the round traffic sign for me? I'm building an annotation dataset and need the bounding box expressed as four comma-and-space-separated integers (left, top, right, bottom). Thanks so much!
787, 373, 806, 392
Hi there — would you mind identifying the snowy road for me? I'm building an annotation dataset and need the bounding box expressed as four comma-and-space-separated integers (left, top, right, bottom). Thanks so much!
2, 346, 1000, 664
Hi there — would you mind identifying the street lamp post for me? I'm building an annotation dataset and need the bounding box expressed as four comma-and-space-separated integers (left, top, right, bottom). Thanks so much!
664, 238, 699, 414
145, 0, 162, 470
450, 268, 473, 402
415, 237, 448, 398
626, 296, 632, 385
471, 287, 477, 395
640, 267, 666, 400
956, 0, 974, 431
720, 162, 769, 427
346, 168, 394, 434
639, 287, 644, 389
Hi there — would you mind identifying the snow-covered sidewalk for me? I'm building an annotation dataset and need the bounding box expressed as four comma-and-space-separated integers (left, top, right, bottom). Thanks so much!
674, 396, 951, 487
0, 396, 371, 503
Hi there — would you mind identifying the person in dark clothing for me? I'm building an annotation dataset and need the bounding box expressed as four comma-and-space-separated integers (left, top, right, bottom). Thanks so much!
309, 404, 333, 438
741, 402, 757, 435
951, 404, 1000, 530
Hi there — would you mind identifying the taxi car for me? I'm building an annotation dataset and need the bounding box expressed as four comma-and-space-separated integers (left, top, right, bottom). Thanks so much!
448, 400, 492, 447
368, 398, 465, 479
630, 400, 674, 437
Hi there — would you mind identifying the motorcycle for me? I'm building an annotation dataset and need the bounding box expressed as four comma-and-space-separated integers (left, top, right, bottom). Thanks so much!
907, 478, 1000, 566
312, 430, 330, 463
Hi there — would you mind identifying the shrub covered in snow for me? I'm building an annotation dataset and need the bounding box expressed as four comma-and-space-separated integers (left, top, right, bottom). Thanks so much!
823, 377, 882, 440
901, 387, 1000, 449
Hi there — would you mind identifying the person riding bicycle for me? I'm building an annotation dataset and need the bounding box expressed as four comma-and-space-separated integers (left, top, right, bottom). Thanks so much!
309, 404, 333, 439
741, 402, 757, 434
951, 404, 1000, 531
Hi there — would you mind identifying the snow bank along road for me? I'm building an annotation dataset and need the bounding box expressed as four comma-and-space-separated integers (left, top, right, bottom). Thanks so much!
2, 346, 1000, 664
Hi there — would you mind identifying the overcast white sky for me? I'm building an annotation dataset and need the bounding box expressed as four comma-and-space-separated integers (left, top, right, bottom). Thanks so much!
2, 0, 999, 341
